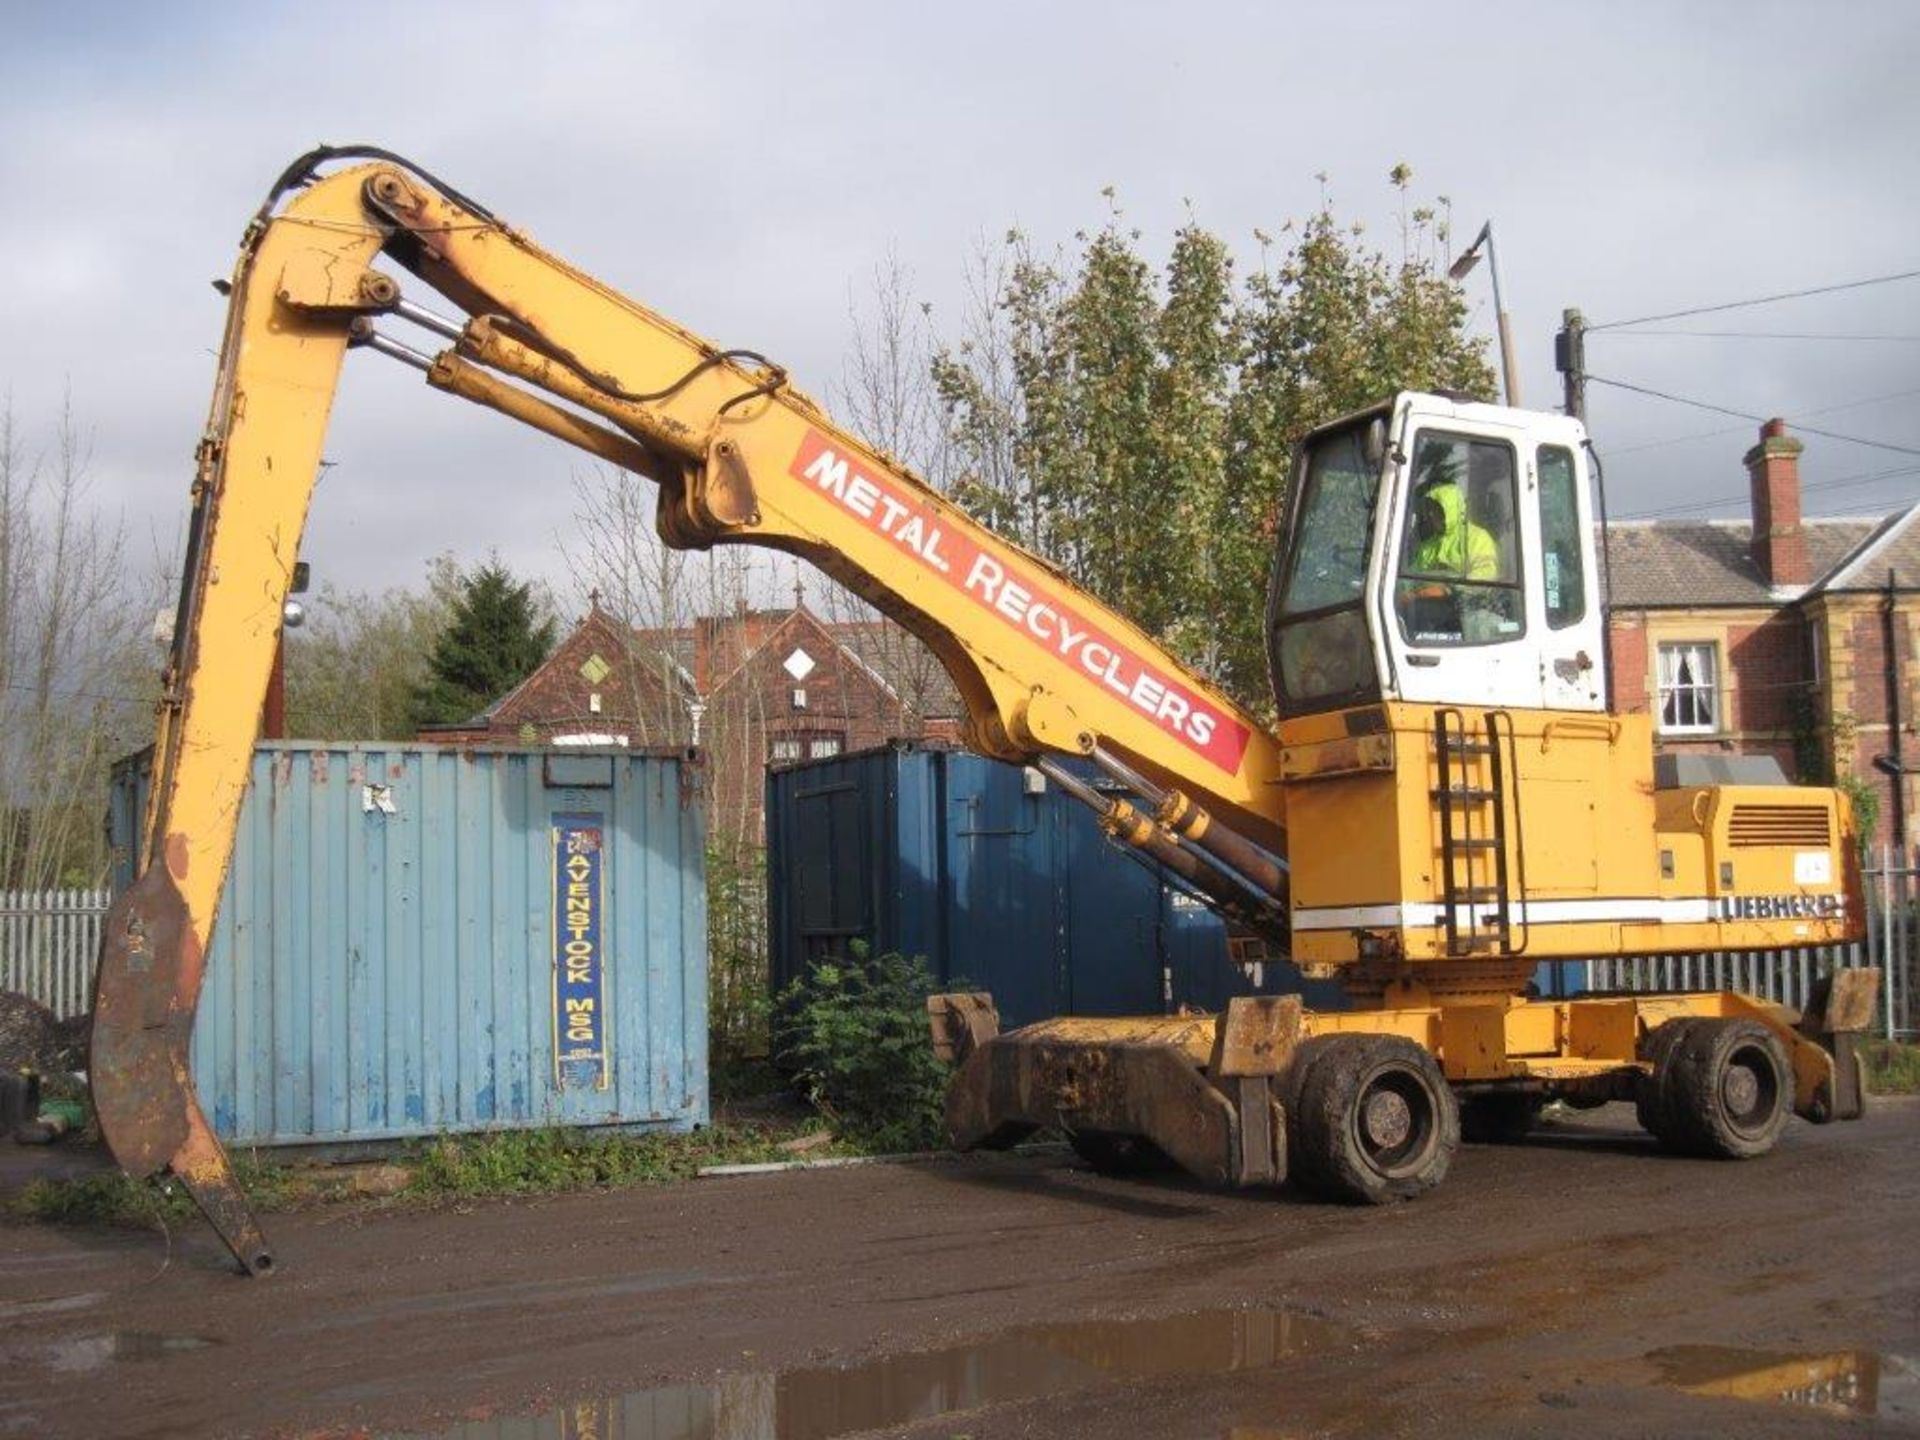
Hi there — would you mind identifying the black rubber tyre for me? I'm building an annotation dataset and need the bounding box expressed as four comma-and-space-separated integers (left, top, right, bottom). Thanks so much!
1068, 1130, 1174, 1175
1290, 1034, 1459, 1204
1634, 1018, 1698, 1142
1660, 1017, 1793, 1159
1278, 1034, 1350, 1193
1459, 1091, 1542, 1144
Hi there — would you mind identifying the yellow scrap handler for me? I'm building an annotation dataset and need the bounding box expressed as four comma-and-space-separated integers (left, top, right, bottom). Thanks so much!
92, 147, 1877, 1274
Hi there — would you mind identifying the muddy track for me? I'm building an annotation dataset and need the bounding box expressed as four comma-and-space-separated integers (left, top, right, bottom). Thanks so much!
2, 1100, 1915, 1438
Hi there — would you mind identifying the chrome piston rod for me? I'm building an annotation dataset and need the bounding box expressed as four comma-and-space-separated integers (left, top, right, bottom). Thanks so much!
1037, 758, 1285, 933
1088, 746, 1288, 900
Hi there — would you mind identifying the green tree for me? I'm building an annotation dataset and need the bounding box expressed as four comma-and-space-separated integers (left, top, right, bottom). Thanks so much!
931, 169, 1494, 711
285, 553, 461, 741
408, 560, 557, 728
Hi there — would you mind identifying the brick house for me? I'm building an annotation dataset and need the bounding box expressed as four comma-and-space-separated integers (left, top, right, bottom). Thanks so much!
424, 597, 963, 839
420, 602, 694, 748
1606, 419, 1920, 856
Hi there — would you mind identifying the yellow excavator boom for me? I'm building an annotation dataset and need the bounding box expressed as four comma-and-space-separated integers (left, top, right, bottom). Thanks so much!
90, 147, 1293, 1272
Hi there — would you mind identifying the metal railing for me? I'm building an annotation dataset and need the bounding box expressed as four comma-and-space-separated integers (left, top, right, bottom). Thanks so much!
0, 888, 109, 1021
4, 861, 1916, 1042
1583, 850, 1917, 1040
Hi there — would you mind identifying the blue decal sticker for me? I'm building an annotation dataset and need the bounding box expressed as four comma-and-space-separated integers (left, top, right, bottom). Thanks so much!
552, 813, 611, 1090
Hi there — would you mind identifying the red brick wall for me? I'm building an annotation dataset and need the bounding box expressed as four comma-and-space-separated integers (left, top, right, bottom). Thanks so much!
422, 608, 689, 748
1608, 606, 1812, 780
1607, 613, 1648, 713
703, 611, 914, 840
1724, 614, 1805, 736
496, 611, 689, 746
1848, 612, 1891, 726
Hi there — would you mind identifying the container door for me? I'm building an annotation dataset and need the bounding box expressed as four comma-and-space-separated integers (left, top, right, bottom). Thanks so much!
946, 762, 1061, 1026
792, 783, 869, 963
1061, 796, 1163, 1016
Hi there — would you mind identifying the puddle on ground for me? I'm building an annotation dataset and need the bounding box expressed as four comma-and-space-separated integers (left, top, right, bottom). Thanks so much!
386, 1307, 1354, 1440
0, 1292, 104, 1321
46, 1331, 218, 1373
1649, 1344, 1919, 1421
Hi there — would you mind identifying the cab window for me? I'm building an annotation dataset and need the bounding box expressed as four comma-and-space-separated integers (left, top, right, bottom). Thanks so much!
1395, 431, 1523, 647
1537, 445, 1586, 629
1270, 425, 1383, 710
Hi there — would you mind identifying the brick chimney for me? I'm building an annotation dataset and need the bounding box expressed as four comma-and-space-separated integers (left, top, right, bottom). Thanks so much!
1744, 417, 1808, 588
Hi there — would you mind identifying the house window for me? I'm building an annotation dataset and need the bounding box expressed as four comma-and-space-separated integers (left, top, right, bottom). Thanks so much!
769, 737, 803, 763
1657, 642, 1720, 734
808, 734, 844, 760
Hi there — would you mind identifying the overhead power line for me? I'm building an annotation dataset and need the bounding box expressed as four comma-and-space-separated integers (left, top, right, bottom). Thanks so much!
1617, 461, 1920, 520
1587, 375, 1920, 458
1588, 267, 1920, 332
1603, 385, 1920, 458
1606, 329, 1920, 342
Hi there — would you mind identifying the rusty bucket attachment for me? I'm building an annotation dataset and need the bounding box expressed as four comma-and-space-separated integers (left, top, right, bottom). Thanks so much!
927, 992, 1000, 1066
939, 995, 1301, 1189
1796, 967, 1881, 1123
89, 867, 274, 1276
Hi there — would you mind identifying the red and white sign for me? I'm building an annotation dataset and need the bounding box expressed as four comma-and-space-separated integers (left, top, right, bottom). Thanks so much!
789, 430, 1253, 774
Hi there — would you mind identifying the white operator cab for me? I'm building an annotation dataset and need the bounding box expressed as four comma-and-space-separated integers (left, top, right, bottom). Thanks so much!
1268, 391, 1606, 719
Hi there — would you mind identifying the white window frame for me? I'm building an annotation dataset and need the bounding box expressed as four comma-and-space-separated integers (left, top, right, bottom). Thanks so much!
1657, 641, 1721, 735
769, 736, 803, 763
807, 734, 844, 760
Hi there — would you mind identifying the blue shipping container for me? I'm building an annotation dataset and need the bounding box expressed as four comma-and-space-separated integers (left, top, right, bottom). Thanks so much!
108, 744, 708, 1148
766, 743, 1345, 1028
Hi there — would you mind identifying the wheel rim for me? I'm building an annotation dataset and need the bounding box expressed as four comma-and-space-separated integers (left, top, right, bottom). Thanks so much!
1720, 1043, 1781, 1137
1352, 1066, 1437, 1177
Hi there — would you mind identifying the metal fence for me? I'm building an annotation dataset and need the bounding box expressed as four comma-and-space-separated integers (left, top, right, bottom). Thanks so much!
3, 860, 1916, 1041
0, 888, 109, 1021
1584, 851, 1917, 1041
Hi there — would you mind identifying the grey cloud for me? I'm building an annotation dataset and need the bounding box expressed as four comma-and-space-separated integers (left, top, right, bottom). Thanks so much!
0, 0, 1914, 604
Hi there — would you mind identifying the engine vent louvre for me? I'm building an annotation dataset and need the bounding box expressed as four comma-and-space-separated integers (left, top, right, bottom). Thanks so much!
1727, 803, 1831, 849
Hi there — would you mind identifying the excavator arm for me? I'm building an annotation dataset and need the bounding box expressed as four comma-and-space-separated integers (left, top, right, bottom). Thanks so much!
90, 147, 1292, 1273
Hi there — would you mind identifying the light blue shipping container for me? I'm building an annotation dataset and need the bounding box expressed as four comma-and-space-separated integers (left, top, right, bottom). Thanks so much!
108, 744, 708, 1149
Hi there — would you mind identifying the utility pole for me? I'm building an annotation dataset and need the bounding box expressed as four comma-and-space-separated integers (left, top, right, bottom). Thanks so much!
1556, 307, 1587, 422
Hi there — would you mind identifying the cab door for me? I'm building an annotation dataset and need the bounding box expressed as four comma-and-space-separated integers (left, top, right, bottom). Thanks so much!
1377, 421, 1542, 711
1531, 441, 1606, 712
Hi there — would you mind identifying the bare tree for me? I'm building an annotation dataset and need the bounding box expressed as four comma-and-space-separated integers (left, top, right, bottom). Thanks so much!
816, 255, 968, 737
0, 393, 157, 889
283, 553, 460, 741
839, 250, 948, 483
563, 464, 699, 748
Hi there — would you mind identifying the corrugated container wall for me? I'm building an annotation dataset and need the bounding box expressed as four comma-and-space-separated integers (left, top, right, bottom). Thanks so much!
767, 743, 1346, 1028
108, 744, 708, 1148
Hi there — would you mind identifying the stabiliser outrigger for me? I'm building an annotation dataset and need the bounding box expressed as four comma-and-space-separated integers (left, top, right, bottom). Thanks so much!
92, 147, 1877, 1274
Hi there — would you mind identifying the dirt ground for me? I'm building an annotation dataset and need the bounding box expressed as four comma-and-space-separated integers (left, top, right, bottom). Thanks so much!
2, 1099, 1916, 1440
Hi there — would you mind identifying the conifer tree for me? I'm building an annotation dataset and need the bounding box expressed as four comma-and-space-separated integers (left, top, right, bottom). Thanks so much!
408, 561, 556, 728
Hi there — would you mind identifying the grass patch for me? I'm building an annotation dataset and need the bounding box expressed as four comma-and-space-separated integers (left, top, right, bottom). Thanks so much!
10, 1171, 184, 1227
9, 1116, 865, 1230
1862, 1039, 1920, 1095
403, 1117, 851, 1200
7, 1149, 300, 1229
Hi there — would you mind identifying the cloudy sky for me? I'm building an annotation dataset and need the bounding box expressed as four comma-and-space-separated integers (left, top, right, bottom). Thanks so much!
3, 1, 1916, 610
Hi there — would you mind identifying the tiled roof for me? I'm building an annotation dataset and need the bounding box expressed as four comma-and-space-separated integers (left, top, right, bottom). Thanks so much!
835, 620, 966, 719
1604, 516, 1881, 608
628, 624, 699, 685
1811, 500, 1920, 594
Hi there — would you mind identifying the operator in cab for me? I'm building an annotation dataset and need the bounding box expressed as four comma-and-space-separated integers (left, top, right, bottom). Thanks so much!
1397, 439, 1512, 641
